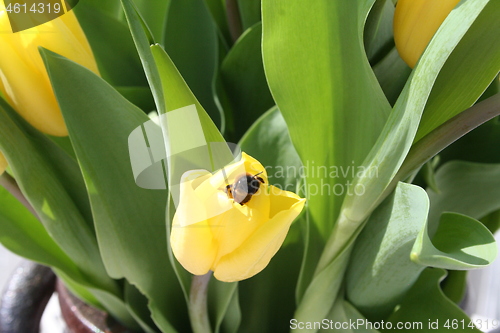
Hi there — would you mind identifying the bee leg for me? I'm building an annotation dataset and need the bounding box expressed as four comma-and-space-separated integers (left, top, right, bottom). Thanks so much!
225, 184, 233, 199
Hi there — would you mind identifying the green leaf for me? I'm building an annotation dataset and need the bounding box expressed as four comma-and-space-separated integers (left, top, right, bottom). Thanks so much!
78, 0, 122, 19
385, 268, 481, 332
346, 182, 429, 320
440, 270, 467, 304
41, 49, 187, 332
320, 298, 379, 333
220, 23, 274, 140
0, 98, 117, 296
116, 86, 156, 113
372, 47, 411, 106
427, 161, 500, 234
412, 212, 497, 270
208, 281, 240, 333
415, 0, 500, 142
124, 282, 161, 333
0, 184, 84, 285
364, 0, 394, 64
237, 0, 261, 31
74, 2, 148, 87
262, 0, 391, 239
204, 0, 232, 48
239, 107, 302, 190
121, 0, 165, 114
342, 0, 491, 225
134, 0, 171, 43
163, 0, 221, 127
150, 45, 229, 148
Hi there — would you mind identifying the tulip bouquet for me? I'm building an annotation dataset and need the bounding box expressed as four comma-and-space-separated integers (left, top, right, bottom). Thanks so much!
0, 0, 499, 332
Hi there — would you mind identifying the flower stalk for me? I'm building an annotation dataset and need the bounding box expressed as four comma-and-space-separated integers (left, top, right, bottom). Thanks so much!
189, 272, 212, 333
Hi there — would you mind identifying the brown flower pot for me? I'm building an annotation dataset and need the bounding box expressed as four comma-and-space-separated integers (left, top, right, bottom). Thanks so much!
0, 260, 129, 333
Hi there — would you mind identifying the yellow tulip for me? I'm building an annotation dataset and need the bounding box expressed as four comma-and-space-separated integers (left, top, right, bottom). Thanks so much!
0, 151, 7, 175
0, 1, 99, 136
394, 0, 460, 68
171, 153, 306, 282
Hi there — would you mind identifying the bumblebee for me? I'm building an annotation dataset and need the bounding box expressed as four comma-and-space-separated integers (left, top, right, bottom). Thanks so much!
226, 172, 265, 205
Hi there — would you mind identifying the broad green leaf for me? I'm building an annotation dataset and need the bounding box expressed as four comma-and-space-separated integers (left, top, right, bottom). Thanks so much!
74, 2, 148, 87
372, 47, 411, 106
204, 0, 232, 49
0, 98, 117, 296
289, 2, 491, 331
0, 174, 138, 328
364, 0, 394, 64
41, 49, 186, 332
116, 86, 156, 113
0, 184, 84, 286
220, 23, 274, 140
122, 0, 228, 148
150, 45, 229, 147
415, 0, 500, 142
163, 0, 221, 127
121, 0, 165, 114
346, 182, 429, 321
218, 288, 241, 333
385, 268, 481, 332
427, 161, 500, 234
262, 0, 391, 239
134, 0, 171, 44
441, 270, 467, 304
54, 269, 103, 310
239, 107, 302, 190
238, 0, 261, 31
124, 282, 161, 333
342, 0, 491, 225
320, 298, 379, 333
208, 281, 239, 333
481, 209, 500, 234
294, 241, 356, 333
412, 212, 497, 270
78, 0, 122, 19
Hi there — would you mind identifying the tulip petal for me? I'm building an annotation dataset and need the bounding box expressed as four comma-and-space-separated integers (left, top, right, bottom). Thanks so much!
0, 8, 98, 136
171, 170, 218, 275
213, 193, 305, 282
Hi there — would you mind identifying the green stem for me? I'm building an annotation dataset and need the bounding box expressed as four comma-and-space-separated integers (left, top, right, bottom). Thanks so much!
189, 272, 212, 333
0, 172, 39, 219
385, 92, 500, 200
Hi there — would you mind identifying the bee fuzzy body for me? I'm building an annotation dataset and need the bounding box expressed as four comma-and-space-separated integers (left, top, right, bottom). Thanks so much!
226, 172, 265, 205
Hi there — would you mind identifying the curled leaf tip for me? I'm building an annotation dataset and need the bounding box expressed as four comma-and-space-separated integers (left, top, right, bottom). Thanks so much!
171, 152, 305, 282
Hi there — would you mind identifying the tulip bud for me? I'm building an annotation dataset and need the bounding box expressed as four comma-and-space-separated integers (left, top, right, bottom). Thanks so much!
171, 153, 306, 282
0, 151, 7, 175
0, 2, 99, 136
394, 0, 460, 68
